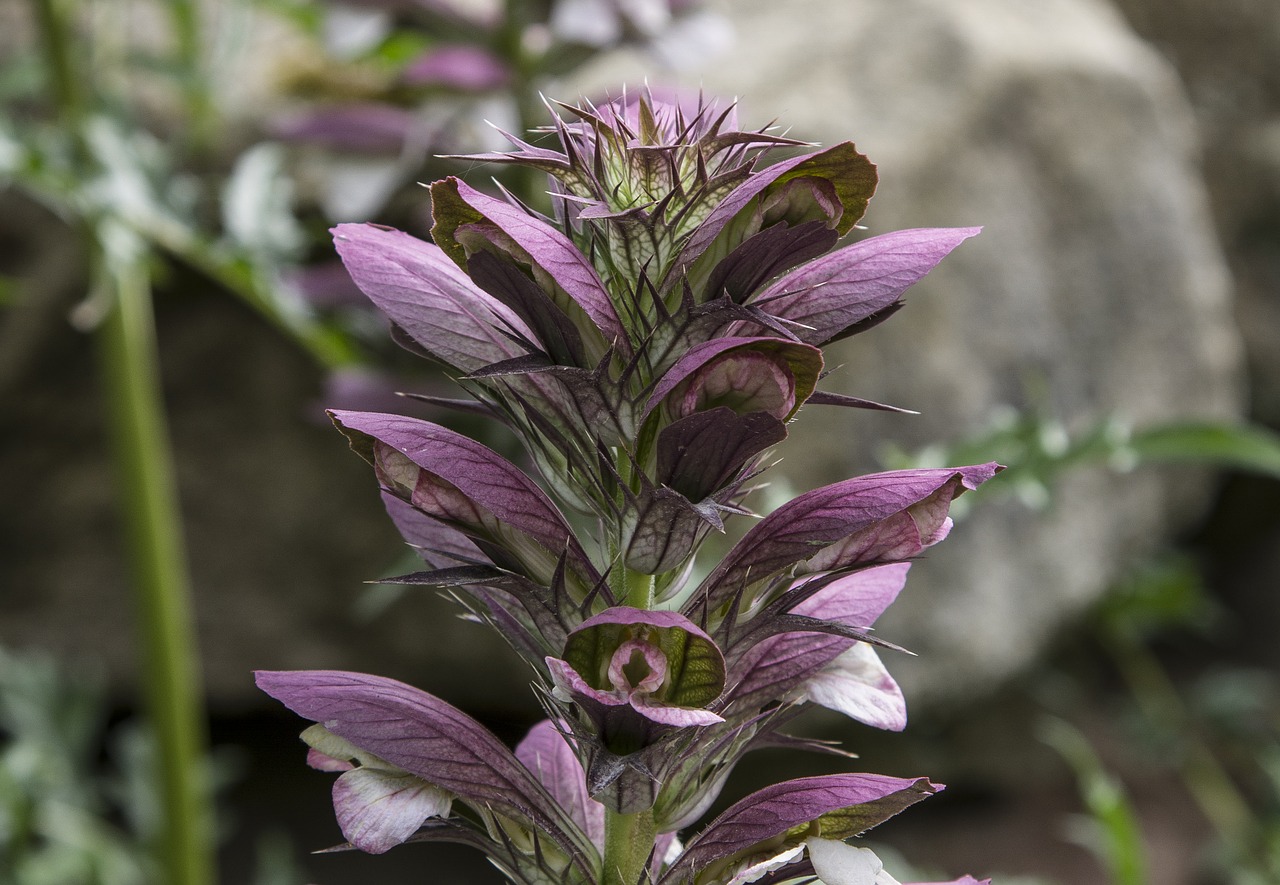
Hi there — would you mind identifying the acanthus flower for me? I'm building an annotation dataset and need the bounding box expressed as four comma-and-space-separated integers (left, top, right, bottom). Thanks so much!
262, 88, 995, 885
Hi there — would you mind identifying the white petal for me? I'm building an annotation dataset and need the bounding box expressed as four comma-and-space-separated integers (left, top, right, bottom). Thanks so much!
802, 643, 907, 731
333, 767, 452, 854
807, 840, 887, 885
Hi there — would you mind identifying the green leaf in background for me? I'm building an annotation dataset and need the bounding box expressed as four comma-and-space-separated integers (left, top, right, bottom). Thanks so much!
1122, 422, 1280, 479
1039, 716, 1148, 885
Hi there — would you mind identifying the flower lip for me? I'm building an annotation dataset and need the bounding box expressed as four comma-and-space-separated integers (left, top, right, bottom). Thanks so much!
608, 639, 667, 694
547, 606, 728, 750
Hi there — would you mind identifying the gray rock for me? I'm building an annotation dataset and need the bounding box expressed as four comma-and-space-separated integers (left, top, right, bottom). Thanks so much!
576, 0, 1246, 702
1105, 0, 1280, 424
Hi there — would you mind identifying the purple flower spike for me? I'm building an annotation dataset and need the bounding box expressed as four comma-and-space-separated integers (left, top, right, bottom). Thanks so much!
402, 45, 511, 92
280, 86, 999, 882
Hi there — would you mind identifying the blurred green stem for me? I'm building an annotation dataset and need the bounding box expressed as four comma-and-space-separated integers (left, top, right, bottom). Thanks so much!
1101, 629, 1252, 846
165, 0, 217, 152
31, 0, 86, 161
35, 3, 217, 881
97, 248, 216, 885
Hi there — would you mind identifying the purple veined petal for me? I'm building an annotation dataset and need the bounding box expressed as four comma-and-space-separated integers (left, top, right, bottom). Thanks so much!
401, 44, 511, 91
430, 178, 629, 356
332, 766, 453, 854
691, 464, 1001, 615
661, 773, 940, 883
661, 143, 877, 297
515, 720, 606, 850
255, 670, 595, 867
332, 223, 535, 373
645, 337, 824, 422
331, 411, 599, 587
750, 227, 982, 346
547, 655, 628, 709
628, 693, 724, 727
272, 103, 416, 154
728, 564, 910, 712
380, 492, 488, 568
792, 561, 911, 627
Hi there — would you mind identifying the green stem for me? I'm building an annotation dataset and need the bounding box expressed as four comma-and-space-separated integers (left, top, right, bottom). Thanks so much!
602, 807, 656, 885
166, 0, 216, 153
97, 250, 216, 885
1102, 630, 1252, 842
623, 568, 655, 610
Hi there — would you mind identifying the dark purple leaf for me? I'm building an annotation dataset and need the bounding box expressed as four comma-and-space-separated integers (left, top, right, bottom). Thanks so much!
703, 220, 839, 304
332, 411, 598, 587
623, 486, 724, 575
430, 178, 629, 355
332, 223, 533, 373
662, 773, 939, 882
466, 249, 588, 367
751, 227, 981, 345
692, 464, 1001, 614
656, 407, 787, 502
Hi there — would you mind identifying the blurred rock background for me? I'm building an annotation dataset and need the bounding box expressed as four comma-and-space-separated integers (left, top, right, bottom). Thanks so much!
1, 0, 1277, 882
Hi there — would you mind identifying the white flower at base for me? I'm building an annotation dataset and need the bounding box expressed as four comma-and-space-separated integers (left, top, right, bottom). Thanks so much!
807, 839, 904, 885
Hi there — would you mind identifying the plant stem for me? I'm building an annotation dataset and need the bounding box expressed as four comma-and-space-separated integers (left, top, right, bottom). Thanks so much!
602, 806, 656, 885
97, 249, 216, 885
624, 568, 656, 610
1102, 630, 1252, 842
